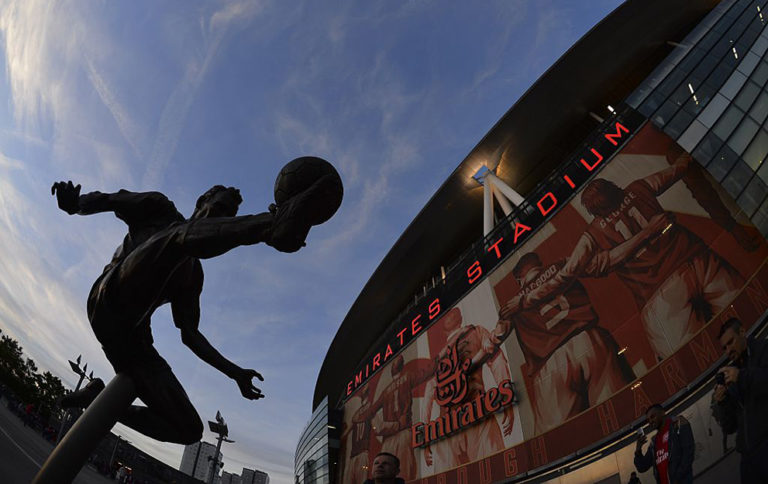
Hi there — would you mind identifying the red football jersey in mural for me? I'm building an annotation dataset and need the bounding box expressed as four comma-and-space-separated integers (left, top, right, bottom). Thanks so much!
585, 179, 706, 301
512, 261, 597, 372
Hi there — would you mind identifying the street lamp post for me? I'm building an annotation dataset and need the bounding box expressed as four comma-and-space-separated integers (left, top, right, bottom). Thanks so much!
109, 435, 130, 471
57, 355, 93, 443
207, 411, 234, 484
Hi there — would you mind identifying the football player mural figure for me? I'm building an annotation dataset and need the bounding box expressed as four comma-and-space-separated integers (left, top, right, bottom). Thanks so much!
356, 353, 435, 480
500, 147, 750, 361
342, 386, 374, 484
488, 251, 634, 433
53, 157, 343, 444
423, 307, 515, 471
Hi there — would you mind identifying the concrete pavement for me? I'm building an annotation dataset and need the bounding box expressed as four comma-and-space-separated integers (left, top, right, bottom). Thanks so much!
0, 397, 114, 484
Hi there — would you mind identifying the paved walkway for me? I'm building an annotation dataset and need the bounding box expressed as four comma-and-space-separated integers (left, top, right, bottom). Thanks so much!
0, 397, 114, 484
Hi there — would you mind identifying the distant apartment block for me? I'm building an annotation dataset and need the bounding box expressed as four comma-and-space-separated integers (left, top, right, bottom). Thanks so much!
179, 441, 223, 481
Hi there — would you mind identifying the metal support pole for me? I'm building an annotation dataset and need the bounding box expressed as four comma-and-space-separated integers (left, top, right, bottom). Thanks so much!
109, 435, 122, 470
33, 373, 136, 484
207, 435, 224, 484
485, 172, 524, 206
483, 174, 493, 237
491, 183, 514, 217
56, 372, 86, 444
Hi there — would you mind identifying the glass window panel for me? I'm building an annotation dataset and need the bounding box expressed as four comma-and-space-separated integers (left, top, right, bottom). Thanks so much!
699, 30, 720, 51
692, 82, 716, 109
745, 17, 764, 36
679, 120, 709, 152
743, 17, 763, 35
750, 61, 768, 86
641, 62, 678, 96
708, 145, 740, 181
711, 37, 732, 57
728, 116, 760, 154
658, 69, 687, 96
712, 18, 728, 35
670, 83, 693, 105
743, 128, 768, 170
751, 34, 768, 56
653, 100, 681, 127
692, 54, 718, 80
707, 62, 733, 88
682, 87, 712, 116
693, 131, 724, 165
722, 160, 755, 198
699, 93, 731, 127
722, 70, 748, 99
627, 86, 650, 108
722, 49, 740, 69
758, 156, 768, 183
753, 197, 768, 236
680, 49, 705, 73
723, 4, 741, 22
639, 91, 666, 117
737, 175, 767, 216
738, 51, 762, 76
665, 109, 694, 138
734, 80, 761, 110
748, 90, 768, 124
734, 8, 757, 32
713, 104, 745, 140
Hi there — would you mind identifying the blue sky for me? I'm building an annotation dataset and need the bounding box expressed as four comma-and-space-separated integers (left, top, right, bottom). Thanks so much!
0, 1, 623, 482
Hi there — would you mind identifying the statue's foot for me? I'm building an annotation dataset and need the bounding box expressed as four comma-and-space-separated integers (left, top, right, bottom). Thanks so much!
59, 378, 105, 409
267, 174, 335, 253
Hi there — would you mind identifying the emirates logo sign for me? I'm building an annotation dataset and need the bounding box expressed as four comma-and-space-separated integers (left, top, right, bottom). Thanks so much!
435, 344, 471, 406
411, 341, 516, 448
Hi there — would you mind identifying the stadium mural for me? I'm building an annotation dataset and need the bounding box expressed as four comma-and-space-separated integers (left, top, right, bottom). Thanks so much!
340, 122, 768, 483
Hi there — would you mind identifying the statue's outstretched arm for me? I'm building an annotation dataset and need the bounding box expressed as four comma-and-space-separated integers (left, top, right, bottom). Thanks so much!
51, 180, 173, 219
172, 297, 264, 401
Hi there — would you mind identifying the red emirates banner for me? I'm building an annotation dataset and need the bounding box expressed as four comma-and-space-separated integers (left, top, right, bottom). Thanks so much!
340, 122, 768, 484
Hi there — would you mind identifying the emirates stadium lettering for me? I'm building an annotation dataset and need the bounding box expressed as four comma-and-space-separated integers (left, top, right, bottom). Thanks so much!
345, 119, 638, 399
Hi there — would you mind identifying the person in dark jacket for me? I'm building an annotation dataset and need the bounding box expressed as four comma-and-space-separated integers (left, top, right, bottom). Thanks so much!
362, 452, 405, 484
634, 404, 695, 484
712, 317, 768, 484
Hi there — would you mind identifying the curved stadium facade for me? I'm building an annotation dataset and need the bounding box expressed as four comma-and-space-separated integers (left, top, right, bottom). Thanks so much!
295, 0, 768, 482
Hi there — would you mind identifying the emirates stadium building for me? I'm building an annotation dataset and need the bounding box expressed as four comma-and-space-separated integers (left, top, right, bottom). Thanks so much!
295, 0, 768, 482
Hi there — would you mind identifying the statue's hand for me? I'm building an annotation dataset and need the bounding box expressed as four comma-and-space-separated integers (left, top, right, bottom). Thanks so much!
51, 180, 81, 215
234, 368, 264, 400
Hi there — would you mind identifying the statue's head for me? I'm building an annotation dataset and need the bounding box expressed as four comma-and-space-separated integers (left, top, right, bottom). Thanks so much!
192, 185, 243, 219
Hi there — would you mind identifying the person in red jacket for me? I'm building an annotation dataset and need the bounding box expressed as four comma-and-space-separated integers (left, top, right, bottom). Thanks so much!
634, 404, 694, 484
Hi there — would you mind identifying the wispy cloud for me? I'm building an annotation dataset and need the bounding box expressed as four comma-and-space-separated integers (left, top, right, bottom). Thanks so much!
0, 163, 109, 385
0, 0, 60, 133
0, 0, 139, 188
143, 0, 266, 189
84, 56, 146, 160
